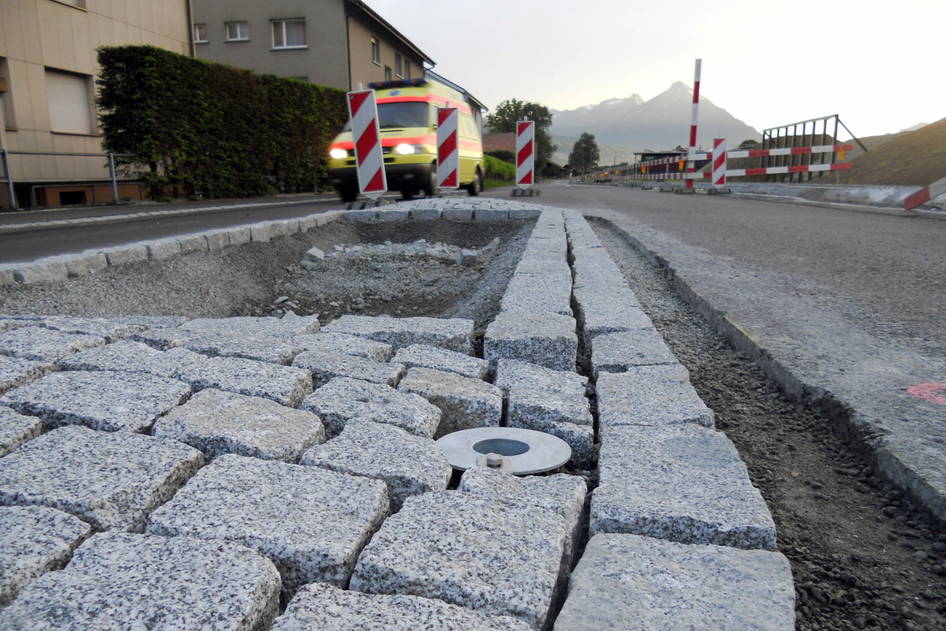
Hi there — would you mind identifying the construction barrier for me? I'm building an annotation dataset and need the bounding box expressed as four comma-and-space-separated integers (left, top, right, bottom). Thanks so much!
904, 174, 946, 211
346, 89, 386, 200
712, 139, 727, 186
686, 58, 702, 191
516, 120, 535, 189
436, 107, 459, 189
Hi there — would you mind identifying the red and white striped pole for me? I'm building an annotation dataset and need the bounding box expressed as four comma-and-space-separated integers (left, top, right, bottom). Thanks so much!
712, 138, 727, 186
347, 90, 386, 200
436, 107, 459, 189
516, 120, 535, 190
686, 58, 702, 191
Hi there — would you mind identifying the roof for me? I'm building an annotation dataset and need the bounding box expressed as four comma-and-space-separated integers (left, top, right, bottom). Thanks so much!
344, 1, 435, 66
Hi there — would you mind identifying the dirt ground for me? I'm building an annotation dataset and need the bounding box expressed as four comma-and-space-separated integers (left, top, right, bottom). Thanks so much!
592, 219, 946, 631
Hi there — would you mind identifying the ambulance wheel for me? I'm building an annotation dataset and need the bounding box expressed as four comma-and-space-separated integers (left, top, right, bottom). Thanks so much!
338, 186, 358, 203
400, 189, 415, 201
467, 169, 483, 196
422, 169, 437, 197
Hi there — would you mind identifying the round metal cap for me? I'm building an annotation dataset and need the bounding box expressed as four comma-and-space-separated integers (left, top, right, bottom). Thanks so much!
436, 427, 572, 475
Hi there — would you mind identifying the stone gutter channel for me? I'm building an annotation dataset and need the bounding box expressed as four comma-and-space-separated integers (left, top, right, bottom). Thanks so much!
0, 198, 793, 629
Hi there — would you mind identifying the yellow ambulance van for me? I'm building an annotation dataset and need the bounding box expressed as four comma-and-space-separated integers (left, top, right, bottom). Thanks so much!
327, 71, 486, 202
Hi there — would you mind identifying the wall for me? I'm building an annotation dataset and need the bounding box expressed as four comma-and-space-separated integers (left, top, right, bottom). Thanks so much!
346, 12, 425, 91
192, 0, 349, 90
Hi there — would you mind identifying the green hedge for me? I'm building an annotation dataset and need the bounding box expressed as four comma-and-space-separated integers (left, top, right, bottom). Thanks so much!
97, 45, 347, 199
484, 154, 515, 181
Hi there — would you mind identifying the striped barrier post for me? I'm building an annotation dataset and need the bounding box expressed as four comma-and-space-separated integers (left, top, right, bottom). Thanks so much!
436, 107, 459, 189
686, 58, 702, 191
712, 138, 727, 186
516, 120, 535, 190
346, 89, 386, 201
904, 174, 946, 211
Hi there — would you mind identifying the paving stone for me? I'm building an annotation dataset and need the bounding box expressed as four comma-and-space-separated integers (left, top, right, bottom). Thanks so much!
179, 314, 320, 338
292, 349, 405, 388
102, 243, 149, 265
409, 207, 442, 220
1, 370, 191, 433
63, 251, 108, 277
508, 207, 542, 219
134, 327, 304, 364
203, 228, 231, 251
13, 258, 69, 284
0, 408, 43, 457
554, 533, 795, 631
442, 207, 474, 221
153, 389, 324, 462
459, 467, 586, 566
375, 208, 409, 222
343, 209, 377, 222
173, 350, 314, 407
473, 207, 510, 221
0, 530, 281, 630
596, 365, 714, 433
391, 343, 489, 379
228, 225, 253, 245
273, 582, 531, 631
0, 326, 105, 362
0, 426, 203, 531
351, 490, 566, 630
302, 377, 440, 438
573, 284, 653, 340
301, 419, 449, 510
104, 315, 190, 328
293, 332, 394, 361
249, 221, 277, 242
37, 316, 148, 341
0, 505, 92, 607
145, 238, 182, 260
0, 355, 55, 395
176, 233, 209, 253
398, 367, 502, 437
323, 314, 474, 353
591, 329, 679, 375
147, 453, 388, 593
495, 359, 594, 466
0, 319, 30, 333
57, 340, 185, 377
500, 273, 573, 316
484, 311, 577, 372
0, 266, 17, 286
591, 424, 777, 549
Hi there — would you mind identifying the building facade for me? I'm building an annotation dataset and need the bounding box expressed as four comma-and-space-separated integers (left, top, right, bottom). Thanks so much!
0, 0, 193, 208
191, 0, 433, 92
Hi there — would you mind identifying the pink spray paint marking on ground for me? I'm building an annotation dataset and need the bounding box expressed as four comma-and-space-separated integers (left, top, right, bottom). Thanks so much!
907, 383, 946, 405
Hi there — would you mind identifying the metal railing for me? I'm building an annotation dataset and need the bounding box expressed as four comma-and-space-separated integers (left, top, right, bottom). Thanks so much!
0, 149, 139, 210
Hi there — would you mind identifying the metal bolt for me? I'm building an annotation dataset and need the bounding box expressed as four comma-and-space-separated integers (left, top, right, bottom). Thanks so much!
485, 453, 504, 469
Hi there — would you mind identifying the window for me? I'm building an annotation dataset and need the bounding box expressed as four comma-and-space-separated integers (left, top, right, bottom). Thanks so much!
225, 21, 249, 41
405, 60, 411, 79
194, 23, 208, 43
370, 38, 380, 64
395, 53, 402, 78
384, 66, 392, 81
272, 19, 305, 49
45, 68, 93, 134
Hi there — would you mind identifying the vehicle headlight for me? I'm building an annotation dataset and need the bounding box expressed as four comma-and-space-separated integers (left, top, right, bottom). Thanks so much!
394, 143, 416, 155
329, 148, 348, 160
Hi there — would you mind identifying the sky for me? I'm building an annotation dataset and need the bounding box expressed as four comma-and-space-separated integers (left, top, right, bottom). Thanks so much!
365, 0, 946, 139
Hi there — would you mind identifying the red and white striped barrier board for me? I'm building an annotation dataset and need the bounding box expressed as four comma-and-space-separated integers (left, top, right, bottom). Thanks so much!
726, 144, 853, 160
347, 90, 386, 200
686, 58, 702, 191
436, 107, 459, 189
712, 138, 726, 186
686, 162, 852, 179
516, 120, 535, 189
904, 173, 946, 211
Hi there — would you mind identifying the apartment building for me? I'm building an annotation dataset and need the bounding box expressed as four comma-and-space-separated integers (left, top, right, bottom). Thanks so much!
192, 0, 433, 91
0, 0, 192, 209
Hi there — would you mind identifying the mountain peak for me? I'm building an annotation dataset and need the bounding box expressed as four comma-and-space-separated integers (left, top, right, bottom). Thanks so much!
629, 93, 643, 105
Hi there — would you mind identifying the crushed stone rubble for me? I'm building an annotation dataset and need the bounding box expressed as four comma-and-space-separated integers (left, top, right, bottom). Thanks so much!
0, 198, 792, 629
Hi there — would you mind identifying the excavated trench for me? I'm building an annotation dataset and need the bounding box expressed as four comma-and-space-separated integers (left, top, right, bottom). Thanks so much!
591, 217, 946, 631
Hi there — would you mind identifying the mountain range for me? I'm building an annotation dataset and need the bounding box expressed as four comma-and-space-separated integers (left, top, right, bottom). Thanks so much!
550, 81, 761, 165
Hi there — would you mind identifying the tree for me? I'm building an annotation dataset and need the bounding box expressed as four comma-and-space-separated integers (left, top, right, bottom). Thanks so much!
568, 132, 600, 174
738, 138, 761, 150
485, 99, 557, 173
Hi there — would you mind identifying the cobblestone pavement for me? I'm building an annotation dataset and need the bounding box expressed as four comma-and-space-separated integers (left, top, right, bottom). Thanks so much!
0, 198, 793, 629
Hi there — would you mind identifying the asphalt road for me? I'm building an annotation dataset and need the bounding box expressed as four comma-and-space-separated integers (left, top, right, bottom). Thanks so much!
0, 196, 348, 263
500, 182, 946, 519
